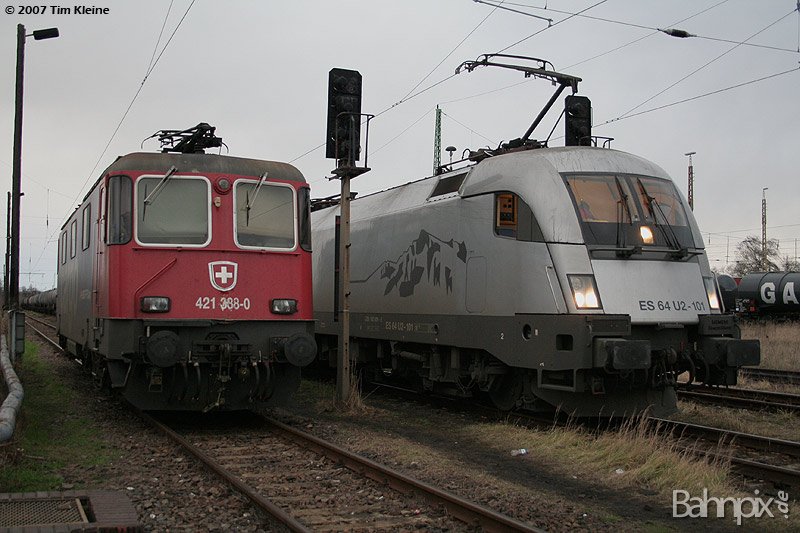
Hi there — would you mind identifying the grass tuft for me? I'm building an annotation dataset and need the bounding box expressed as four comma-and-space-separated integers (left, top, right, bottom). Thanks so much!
0, 341, 115, 492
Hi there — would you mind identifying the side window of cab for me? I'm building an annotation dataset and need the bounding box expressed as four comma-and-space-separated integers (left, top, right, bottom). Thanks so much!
493, 192, 543, 242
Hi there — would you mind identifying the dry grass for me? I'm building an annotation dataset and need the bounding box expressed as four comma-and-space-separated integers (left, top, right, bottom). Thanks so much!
293, 381, 734, 500
302, 375, 374, 415
740, 321, 800, 371
472, 414, 732, 498
672, 401, 799, 441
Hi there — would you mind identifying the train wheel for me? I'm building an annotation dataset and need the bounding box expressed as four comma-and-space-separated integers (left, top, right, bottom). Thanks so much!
488, 372, 523, 411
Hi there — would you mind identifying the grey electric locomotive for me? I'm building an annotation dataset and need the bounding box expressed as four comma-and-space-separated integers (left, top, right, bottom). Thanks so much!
311, 146, 760, 416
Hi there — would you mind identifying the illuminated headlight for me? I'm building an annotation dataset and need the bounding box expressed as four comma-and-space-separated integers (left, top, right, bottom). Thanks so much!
141, 296, 170, 313
271, 299, 298, 314
640, 225, 654, 245
568, 275, 602, 309
703, 277, 720, 310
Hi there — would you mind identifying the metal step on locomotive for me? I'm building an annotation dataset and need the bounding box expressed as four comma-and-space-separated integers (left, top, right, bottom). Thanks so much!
57, 123, 317, 411
311, 55, 760, 417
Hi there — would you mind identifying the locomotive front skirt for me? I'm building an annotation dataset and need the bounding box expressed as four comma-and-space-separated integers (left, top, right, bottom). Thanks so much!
312, 146, 760, 416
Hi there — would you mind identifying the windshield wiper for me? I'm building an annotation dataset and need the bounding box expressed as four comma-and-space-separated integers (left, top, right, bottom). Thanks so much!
614, 176, 638, 256
245, 172, 268, 226
142, 166, 178, 220
636, 178, 686, 258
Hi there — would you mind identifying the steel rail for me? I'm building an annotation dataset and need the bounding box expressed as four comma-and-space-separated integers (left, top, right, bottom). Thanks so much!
25, 321, 312, 532
677, 387, 800, 413
25, 313, 56, 330
741, 367, 800, 386
365, 382, 800, 488
650, 417, 800, 486
259, 415, 545, 533
25, 330, 541, 532
140, 411, 313, 533
650, 417, 800, 459
25, 320, 61, 351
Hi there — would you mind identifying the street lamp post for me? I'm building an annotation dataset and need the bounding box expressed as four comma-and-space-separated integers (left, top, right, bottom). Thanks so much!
8, 23, 58, 358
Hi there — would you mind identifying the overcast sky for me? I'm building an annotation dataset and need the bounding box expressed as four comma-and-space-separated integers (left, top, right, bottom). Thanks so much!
1, 0, 798, 290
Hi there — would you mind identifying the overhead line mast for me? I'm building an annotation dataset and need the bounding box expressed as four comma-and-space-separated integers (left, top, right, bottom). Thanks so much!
685, 151, 696, 210
433, 105, 442, 175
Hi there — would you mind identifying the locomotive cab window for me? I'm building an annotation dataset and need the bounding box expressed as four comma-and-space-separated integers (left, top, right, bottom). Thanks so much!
136, 175, 210, 246
493, 192, 543, 242
235, 180, 296, 250
298, 187, 312, 252
107, 175, 132, 245
563, 174, 695, 249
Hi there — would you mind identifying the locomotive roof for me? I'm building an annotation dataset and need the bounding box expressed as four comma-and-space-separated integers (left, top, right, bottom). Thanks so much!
104, 152, 307, 183
313, 146, 703, 248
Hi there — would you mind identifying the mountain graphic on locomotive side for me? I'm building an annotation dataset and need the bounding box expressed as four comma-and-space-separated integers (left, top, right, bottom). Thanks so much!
56, 124, 317, 411
311, 55, 760, 417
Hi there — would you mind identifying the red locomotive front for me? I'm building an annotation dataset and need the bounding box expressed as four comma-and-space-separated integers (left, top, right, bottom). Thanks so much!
57, 127, 316, 411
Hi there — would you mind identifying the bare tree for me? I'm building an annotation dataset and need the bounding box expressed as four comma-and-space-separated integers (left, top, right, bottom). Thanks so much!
731, 235, 780, 277
780, 255, 800, 272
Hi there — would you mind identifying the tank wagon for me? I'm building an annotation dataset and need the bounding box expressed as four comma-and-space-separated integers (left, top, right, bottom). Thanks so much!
736, 272, 800, 318
57, 124, 316, 411
22, 288, 57, 314
311, 56, 760, 417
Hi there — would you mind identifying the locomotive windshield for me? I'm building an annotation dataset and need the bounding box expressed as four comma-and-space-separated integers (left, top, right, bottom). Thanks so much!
235, 181, 296, 249
135, 176, 210, 245
564, 174, 696, 249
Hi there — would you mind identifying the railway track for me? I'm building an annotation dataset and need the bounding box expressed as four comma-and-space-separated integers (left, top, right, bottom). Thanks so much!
740, 367, 800, 386
677, 386, 800, 413
25, 313, 56, 330
365, 382, 800, 489
649, 418, 800, 488
24, 317, 544, 532
144, 412, 544, 532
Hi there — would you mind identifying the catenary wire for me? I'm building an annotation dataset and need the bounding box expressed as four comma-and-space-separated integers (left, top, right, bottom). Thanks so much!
494, 0, 799, 54
72, 0, 196, 209
29, 0, 196, 278
440, 0, 732, 106
397, 1, 504, 103
616, 9, 797, 120
597, 65, 800, 126
495, 0, 608, 53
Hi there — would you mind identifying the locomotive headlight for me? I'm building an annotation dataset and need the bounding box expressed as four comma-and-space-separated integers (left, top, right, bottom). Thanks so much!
640, 225, 654, 245
703, 277, 720, 310
141, 296, 170, 313
271, 298, 298, 314
568, 275, 602, 310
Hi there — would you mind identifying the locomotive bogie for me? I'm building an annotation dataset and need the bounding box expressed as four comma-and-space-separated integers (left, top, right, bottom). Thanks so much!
311, 147, 760, 416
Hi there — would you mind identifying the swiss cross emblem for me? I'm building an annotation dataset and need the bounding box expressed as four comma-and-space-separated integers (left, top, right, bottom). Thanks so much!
209, 261, 238, 292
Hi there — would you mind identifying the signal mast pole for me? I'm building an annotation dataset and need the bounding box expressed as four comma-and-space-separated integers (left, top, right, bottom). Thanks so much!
685, 151, 696, 210
326, 68, 371, 404
762, 187, 768, 271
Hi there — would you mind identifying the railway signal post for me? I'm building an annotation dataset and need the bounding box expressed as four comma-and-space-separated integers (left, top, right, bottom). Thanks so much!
325, 68, 372, 404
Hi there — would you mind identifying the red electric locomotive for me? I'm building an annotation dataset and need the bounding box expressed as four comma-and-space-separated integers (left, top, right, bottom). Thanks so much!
57, 124, 317, 411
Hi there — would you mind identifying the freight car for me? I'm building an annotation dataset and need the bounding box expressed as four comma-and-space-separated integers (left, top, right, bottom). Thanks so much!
21, 288, 57, 314
57, 124, 317, 411
311, 56, 760, 417
732, 272, 800, 319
